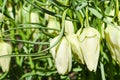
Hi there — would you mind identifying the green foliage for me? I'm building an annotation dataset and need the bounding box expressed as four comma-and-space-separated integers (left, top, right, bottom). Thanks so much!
0, 0, 120, 80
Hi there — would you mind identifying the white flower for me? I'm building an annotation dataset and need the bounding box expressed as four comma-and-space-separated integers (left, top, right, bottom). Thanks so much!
66, 34, 84, 64
105, 25, 120, 65
78, 27, 100, 72
0, 42, 12, 72
50, 36, 72, 74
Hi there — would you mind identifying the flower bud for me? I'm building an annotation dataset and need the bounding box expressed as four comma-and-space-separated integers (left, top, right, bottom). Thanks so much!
65, 20, 75, 35
105, 25, 120, 65
0, 42, 12, 72
50, 36, 72, 74
78, 27, 100, 72
66, 34, 84, 64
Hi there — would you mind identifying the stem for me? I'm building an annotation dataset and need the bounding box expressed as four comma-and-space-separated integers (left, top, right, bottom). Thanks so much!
89, 71, 94, 80
115, 0, 119, 19
65, 0, 69, 5
100, 62, 106, 80
0, 38, 49, 45
85, 6, 90, 27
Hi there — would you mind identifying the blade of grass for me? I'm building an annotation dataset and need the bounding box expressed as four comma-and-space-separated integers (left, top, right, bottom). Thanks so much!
2, 0, 7, 14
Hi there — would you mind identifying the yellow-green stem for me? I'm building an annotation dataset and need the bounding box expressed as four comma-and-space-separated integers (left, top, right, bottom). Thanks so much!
115, 0, 119, 19
65, 0, 69, 5
85, 6, 90, 27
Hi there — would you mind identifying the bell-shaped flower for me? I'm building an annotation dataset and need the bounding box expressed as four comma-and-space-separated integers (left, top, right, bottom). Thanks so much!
105, 25, 120, 65
66, 34, 84, 64
0, 42, 12, 72
50, 36, 72, 74
78, 27, 100, 72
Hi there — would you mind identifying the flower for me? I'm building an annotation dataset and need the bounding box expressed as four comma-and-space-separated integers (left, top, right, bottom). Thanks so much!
66, 34, 84, 64
78, 27, 100, 72
50, 36, 72, 74
0, 42, 12, 72
105, 25, 120, 65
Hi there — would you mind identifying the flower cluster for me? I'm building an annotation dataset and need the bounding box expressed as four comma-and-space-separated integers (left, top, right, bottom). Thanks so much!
49, 18, 101, 74
48, 12, 120, 74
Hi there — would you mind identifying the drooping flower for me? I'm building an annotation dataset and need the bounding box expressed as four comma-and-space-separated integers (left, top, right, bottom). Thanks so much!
0, 42, 12, 72
78, 27, 100, 72
105, 25, 120, 65
66, 34, 84, 64
50, 36, 72, 74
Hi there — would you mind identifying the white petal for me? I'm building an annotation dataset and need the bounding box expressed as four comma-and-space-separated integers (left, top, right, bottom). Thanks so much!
67, 34, 84, 64
0, 42, 12, 72
50, 36, 59, 59
65, 20, 75, 35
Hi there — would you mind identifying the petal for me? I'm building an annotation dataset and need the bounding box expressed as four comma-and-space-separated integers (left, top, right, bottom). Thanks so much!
0, 42, 12, 72
66, 34, 84, 64
50, 36, 59, 59
65, 20, 75, 35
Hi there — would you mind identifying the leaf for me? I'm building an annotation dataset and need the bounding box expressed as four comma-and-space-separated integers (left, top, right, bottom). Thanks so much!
88, 7, 102, 19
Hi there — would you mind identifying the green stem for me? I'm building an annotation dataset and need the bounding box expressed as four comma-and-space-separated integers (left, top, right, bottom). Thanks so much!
100, 62, 106, 80
0, 38, 49, 45
65, 0, 69, 5
0, 72, 8, 80
1, 24, 59, 33
115, 0, 119, 19
85, 6, 90, 27
89, 71, 94, 80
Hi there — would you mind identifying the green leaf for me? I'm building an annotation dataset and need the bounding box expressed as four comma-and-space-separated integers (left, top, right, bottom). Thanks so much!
88, 7, 102, 19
